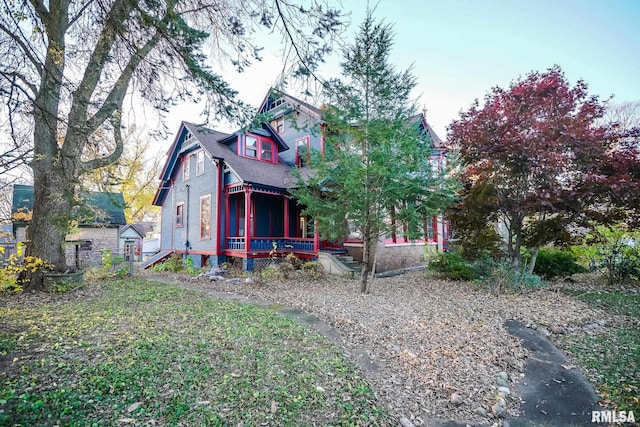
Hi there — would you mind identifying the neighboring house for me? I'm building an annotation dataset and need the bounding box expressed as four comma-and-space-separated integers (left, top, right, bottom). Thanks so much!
11, 184, 127, 268
152, 88, 449, 273
119, 224, 146, 262
0, 223, 16, 263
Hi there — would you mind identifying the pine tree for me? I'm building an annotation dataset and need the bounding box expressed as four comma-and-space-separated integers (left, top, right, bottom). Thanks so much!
293, 12, 458, 293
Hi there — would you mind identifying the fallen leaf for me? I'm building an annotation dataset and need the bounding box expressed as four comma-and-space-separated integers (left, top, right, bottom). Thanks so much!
127, 402, 141, 413
270, 400, 278, 414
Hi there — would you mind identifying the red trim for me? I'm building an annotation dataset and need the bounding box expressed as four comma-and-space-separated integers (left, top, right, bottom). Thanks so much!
215, 161, 223, 255
199, 194, 212, 240
433, 215, 438, 243
225, 187, 230, 243
174, 249, 218, 255
241, 133, 277, 164
244, 187, 252, 254
283, 197, 289, 238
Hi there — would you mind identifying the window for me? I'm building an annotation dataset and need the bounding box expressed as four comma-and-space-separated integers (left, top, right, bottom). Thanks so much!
242, 134, 276, 163
296, 136, 310, 167
200, 195, 211, 239
424, 214, 435, 241
196, 150, 205, 176
245, 136, 258, 158
271, 117, 285, 134
260, 140, 273, 162
182, 156, 190, 181
176, 203, 184, 227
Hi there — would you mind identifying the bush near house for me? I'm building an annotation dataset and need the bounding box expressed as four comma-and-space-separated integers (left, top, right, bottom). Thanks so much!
531, 248, 586, 279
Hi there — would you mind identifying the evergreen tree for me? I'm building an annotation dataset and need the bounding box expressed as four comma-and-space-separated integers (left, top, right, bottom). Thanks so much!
293, 12, 458, 293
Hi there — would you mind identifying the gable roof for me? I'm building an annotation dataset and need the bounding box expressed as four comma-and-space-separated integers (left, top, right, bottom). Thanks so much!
153, 121, 297, 206
257, 87, 323, 119
409, 113, 445, 148
12, 184, 126, 226
120, 223, 146, 239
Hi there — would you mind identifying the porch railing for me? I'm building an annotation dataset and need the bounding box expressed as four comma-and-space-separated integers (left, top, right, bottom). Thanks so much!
225, 237, 314, 253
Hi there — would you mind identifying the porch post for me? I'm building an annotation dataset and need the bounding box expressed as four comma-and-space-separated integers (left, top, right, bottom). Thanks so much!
313, 218, 320, 253
283, 196, 290, 238
224, 188, 230, 250
244, 185, 252, 253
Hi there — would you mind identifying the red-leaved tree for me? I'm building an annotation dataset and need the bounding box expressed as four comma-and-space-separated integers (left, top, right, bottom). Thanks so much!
448, 65, 620, 274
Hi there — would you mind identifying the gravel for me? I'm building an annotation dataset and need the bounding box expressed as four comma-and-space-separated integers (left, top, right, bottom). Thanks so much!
140, 270, 616, 426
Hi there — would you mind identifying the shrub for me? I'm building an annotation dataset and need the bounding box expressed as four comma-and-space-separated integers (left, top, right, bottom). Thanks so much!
151, 252, 184, 273
300, 261, 324, 280
533, 247, 586, 279
576, 223, 640, 286
0, 244, 53, 294
427, 251, 474, 281
484, 261, 544, 293
259, 265, 283, 282
280, 253, 302, 279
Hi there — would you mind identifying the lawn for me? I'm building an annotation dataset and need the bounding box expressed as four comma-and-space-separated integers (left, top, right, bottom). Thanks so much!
560, 289, 640, 412
0, 278, 390, 426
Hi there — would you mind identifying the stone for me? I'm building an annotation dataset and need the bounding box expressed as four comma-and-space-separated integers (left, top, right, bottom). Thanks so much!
399, 417, 415, 427
596, 319, 606, 327
497, 386, 511, 395
208, 275, 224, 281
492, 403, 506, 417
550, 325, 566, 334
536, 327, 551, 337
226, 278, 242, 284
497, 377, 509, 388
475, 407, 487, 417
497, 371, 508, 382
450, 392, 464, 406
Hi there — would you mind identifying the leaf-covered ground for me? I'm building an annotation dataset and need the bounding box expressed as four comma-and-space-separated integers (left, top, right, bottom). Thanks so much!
0, 279, 389, 426
147, 270, 637, 426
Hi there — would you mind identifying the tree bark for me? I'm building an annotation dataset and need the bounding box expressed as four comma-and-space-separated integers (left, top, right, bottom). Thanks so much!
360, 235, 372, 294
527, 245, 540, 275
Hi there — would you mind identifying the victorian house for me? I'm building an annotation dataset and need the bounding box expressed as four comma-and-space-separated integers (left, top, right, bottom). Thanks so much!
151, 88, 449, 273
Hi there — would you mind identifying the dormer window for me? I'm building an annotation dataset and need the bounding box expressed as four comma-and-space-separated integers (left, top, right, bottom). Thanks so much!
241, 134, 276, 164
245, 136, 258, 158
261, 140, 273, 161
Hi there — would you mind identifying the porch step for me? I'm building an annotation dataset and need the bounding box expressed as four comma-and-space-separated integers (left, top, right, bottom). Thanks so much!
318, 251, 363, 278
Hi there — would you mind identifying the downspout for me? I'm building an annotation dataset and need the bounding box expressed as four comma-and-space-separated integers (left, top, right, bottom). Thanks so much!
185, 184, 190, 254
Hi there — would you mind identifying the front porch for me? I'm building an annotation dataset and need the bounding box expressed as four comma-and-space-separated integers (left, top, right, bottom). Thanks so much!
223, 183, 319, 269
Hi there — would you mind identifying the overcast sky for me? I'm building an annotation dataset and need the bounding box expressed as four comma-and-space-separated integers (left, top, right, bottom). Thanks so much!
159, 0, 640, 144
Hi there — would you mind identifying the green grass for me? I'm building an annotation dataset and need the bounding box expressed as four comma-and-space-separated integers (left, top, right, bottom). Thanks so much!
561, 290, 640, 412
0, 279, 390, 426
563, 289, 640, 318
